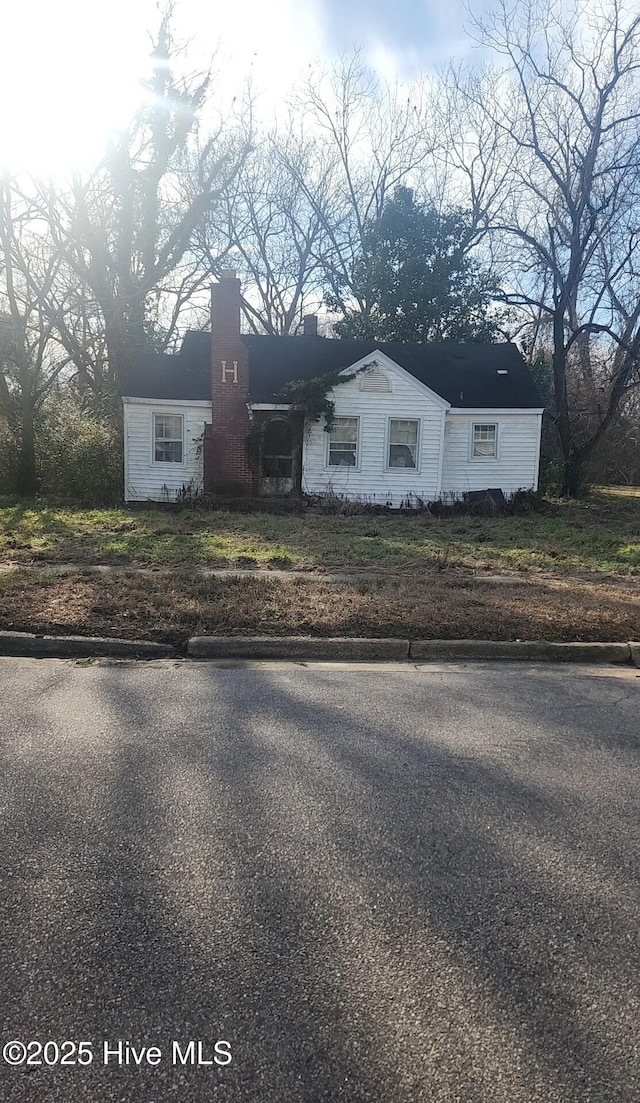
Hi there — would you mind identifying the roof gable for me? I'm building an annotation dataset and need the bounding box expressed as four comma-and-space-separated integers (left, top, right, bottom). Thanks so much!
336, 350, 450, 409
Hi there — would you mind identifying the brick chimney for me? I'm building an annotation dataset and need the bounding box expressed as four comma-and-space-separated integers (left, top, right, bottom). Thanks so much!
303, 314, 318, 337
207, 271, 254, 495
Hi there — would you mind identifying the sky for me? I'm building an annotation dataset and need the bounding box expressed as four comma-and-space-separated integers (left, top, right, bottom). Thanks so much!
0, 0, 487, 175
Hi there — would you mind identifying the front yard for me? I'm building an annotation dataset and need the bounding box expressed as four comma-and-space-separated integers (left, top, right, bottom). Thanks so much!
0, 489, 638, 643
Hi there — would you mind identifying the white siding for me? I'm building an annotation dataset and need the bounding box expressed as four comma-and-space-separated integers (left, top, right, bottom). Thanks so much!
301, 366, 446, 507
440, 412, 542, 497
123, 399, 210, 502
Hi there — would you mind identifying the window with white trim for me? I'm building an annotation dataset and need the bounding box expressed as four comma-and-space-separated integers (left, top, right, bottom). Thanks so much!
328, 417, 358, 466
154, 413, 184, 463
388, 419, 418, 468
472, 422, 497, 458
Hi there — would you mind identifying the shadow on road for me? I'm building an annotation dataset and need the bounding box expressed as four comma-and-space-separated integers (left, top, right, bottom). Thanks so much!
0, 660, 637, 1101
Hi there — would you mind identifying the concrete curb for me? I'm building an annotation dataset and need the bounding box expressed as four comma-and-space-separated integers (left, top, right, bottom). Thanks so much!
0, 630, 176, 660
187, 636, 637, 665
0, 630, 637, 665
187, 636, 410, 660
409, 639, 635, 664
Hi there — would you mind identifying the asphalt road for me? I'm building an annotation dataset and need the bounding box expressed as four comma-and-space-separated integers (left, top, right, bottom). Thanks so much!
0, 657, 638, 1103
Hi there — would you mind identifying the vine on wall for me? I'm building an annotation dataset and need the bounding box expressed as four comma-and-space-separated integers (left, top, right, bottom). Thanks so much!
282, 363, 372, 431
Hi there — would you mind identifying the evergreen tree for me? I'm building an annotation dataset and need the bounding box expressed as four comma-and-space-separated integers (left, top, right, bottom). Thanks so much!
328, 187, 499, 343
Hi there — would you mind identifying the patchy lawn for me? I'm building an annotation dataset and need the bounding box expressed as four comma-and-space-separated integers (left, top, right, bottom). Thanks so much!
0, 488, 639, 576
0, 566, 638, 645
0, 489, 638, 642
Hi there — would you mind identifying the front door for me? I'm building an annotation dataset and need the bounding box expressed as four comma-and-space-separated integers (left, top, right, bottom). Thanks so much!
260, 417, 294, 496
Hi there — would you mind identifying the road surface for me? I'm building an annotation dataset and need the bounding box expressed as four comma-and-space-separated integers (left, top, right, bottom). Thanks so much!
0, 657, 638, 1102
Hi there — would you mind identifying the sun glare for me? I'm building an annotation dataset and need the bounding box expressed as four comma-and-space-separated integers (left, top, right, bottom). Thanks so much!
0, 0, 335, 177
0, 0, 155, 175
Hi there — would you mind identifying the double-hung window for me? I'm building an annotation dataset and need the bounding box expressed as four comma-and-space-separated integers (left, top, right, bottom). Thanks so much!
328, 417, 358, 466
388, 419, 418, 469
472, 423, 497, 458
154, 413, 184, 463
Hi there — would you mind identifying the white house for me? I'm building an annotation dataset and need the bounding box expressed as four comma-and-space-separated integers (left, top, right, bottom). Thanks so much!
121, 272, 544, 505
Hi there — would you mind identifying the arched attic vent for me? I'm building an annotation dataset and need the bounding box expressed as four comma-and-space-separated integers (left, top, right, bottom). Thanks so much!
359, 367, 391, 392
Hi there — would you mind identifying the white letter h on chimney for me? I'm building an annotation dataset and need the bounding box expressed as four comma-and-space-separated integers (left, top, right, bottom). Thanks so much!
221, 360, 238, 384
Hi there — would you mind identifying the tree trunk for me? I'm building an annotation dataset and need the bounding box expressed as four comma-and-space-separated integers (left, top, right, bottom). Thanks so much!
17, 395, 37, 497
551, 306, 589, 497
560, 451, 587, 497
0, 371, 14, 425
105, 313, 146, 387
552, 311, 573, 463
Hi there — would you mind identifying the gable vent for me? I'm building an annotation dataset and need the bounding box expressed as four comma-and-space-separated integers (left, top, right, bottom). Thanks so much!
359, 369, 391, 392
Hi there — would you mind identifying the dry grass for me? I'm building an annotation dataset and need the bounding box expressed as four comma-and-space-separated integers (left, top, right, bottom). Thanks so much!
1, 567, 638, 645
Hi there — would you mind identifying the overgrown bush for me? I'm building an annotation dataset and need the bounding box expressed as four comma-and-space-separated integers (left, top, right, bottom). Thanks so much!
304, 488, 545, 516
587, 391, 640, 487
0, 395, 122, 504
0, 419, 19, 495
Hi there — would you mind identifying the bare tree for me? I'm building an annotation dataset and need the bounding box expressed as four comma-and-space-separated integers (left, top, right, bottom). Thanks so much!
40, 11, 249, 387
0, 180, 72, 494
199, 56, 434, 336
424, 64, 514, 245
279, 54, 435, 328
199, 128, 331, 334
450, 0, 640, 494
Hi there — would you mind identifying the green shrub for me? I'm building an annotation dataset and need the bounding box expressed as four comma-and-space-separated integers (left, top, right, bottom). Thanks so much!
36, 397, 122, 503
0, 396, 122, 504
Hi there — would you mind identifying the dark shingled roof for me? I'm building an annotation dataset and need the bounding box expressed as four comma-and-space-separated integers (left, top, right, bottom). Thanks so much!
122, 347, 210, 401
122, 331, 543, 409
